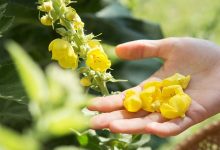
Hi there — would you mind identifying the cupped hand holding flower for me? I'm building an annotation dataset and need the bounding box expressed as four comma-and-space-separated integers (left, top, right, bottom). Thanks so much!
88, 37, 220, 137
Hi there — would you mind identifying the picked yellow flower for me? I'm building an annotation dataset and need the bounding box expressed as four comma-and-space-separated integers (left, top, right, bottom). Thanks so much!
143, 80, 162, 89
86, 49, 111, 72
123, 90, 142, 112
160, 94, 191, 119
122, 73, 192, 119
161, 85, 184, 99
162, 73, 191, 89
140, 86, 162, 112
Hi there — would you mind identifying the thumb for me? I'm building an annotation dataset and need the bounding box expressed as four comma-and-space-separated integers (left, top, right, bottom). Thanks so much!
116, 38, 176, 60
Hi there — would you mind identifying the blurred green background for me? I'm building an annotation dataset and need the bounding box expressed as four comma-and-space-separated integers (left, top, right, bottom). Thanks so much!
129, 0, 220, 43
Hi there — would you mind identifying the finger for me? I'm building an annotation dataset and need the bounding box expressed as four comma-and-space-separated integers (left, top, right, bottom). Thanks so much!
109, 113, 166, 134
116, 38, 178, 60
87, 94, 124, 112
90, 110, 148, 129
144, 116, 194, 137
88, 86, 142, 112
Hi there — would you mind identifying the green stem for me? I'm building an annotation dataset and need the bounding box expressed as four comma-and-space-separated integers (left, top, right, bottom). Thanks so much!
99, 81, 109, 96
95, 76, 109, 96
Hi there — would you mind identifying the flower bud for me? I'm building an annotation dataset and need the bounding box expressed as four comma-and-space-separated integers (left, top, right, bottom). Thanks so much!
88, 40, 103, 51
73, 21, 84, 30
65, 7, 77, 21
38, 1, 53, 12
80, 77, 91, 87
40, 15, 53, 26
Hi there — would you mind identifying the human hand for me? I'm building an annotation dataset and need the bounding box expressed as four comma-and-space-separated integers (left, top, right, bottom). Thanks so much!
88, 37, 220, 137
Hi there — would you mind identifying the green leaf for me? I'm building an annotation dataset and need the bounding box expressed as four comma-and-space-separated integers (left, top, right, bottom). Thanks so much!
5, 41, 49, 103
0, 97, 31, 130
96, 3, 131, 18
0, 3, 7, 20
0, 16, 15, 35
0, 60, 31, 130
0, 125, 39, 150
0, 3, 14, 36
82, 15, 163, 45
127, 135, 151, 149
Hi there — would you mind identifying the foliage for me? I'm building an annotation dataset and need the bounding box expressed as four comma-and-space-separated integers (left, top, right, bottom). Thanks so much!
0, 0, 164, 149
0, 3, 14, 37
132, 0, 220, 43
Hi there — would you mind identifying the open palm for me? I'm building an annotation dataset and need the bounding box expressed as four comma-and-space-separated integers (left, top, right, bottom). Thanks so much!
88, 37, 220, 137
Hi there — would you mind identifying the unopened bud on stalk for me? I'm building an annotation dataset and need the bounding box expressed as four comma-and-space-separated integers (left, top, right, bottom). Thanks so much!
80, 77, 92, 87
40, 15, 53, 26
38, 1, 53, 12
65, 7, 77, 21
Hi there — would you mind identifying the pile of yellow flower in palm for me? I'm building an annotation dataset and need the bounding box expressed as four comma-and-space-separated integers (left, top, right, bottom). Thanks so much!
123, 73, 191, 119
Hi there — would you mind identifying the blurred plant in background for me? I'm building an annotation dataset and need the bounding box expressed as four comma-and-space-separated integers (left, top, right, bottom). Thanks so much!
131, 0, 220, 43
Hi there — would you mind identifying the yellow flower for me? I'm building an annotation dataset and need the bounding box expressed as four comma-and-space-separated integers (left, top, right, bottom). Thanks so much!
162, 73, 191, 89
122, 73, 192, 119
140, 86, 162, 112
58, 53, 78, 69
49, 39, 72, 60
161, 85, 184, 99
86, 49, 111, 72
80, 77, 91, 87
40, 15, 53, 26
143, 80, 162, 89
123, 90, 142, 112
48, 39, 78, 69
160, 94, 191, 119
38, 1, 53, 12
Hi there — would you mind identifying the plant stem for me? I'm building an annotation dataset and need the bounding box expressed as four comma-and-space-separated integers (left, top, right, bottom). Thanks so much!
98, 79, 109, 96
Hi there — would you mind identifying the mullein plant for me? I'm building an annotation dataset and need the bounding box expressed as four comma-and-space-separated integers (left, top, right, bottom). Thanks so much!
38, 0, 117, 95
37, 0, 192, 120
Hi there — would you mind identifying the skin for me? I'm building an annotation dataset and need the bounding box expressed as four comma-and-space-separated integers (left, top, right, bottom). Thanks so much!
87, 37, 220, 137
